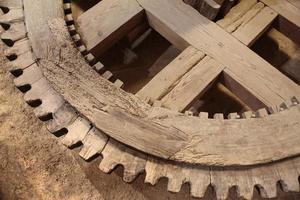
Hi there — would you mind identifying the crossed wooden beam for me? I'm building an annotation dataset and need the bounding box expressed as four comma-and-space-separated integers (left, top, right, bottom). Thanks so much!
76, 0, 300, 111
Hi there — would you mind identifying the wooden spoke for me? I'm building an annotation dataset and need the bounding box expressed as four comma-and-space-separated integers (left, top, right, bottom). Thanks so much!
136, 46, 205, 103
76, 0, 144, 55
231, 6, 277, 46
260, 0, 300, 28
138, 0, 300, 108
161, 56, 224, 112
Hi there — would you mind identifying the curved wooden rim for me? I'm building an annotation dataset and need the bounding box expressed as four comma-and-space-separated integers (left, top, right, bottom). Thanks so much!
20, 0, 300, 167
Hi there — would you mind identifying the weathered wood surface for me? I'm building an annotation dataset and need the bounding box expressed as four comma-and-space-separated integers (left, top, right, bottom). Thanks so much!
231, 6, 277, 46
76, 0, 144, 55
260, 0, 300, 28
161, 56, 224, 112
23, 0, 63, 58
137, 46, 205, 103
137, 0, 300, 108
40, 19, 300, 166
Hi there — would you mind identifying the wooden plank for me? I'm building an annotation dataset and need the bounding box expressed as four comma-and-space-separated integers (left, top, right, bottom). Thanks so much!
232, 6, 278, 46
23, 0, 63, 58
136, 46, 205, 103
161, 56, 224, 112
217, 0, 257, 28
138, 0, 300, 107
287, 0, 300, 9
223, 2, 265, 33
76, 0, 144, 55
260, 0, 300, 28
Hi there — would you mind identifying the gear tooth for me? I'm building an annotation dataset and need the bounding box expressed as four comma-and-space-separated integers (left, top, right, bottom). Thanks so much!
9, 51, 36, 72
211, 172, 230, 200
190, 181, 208, 198
61, 117, 91, 147
291, 96, 300, 105
113, 79, 124, 88
72, 33, 81, 43
1, 22, 26, 43
101, 70, 113, 80
67, 24, 76, 35
215, 186, 229, 200
93, 62, 105, 73
77, 45, 87, 55
0, 8, 23, 24
102, 139, 146, 182
84, 53, 95, 64
123, 165, 144, 183
255, 108, 269, 118
167, 177, 183, 193
227, 112, 240, 119
280, 99, 293, 110
99, 140, 120, 173
46, 103, 77, 133
99, 140, 146, 177
145, 159, 162, 185
23, 78, 51, 102
99, 157, 118, 173
13, 63, 42, 87
64, 13, 73, 24
276, 159, 300, 192
211, 169, 255, 200
184, 110, 194, 116
4, 38, 31, 57
79, 127, 108, 160
123, 157, 146, 182
213, 113, 224, 120
241, 111, 254, 119
267, 105, 280, 114
198, 112, 209, 119
33, 89, 64, 118
236, 184, 253, 200
251, 166, 279, 199
261, 184, 277, 198
63, 3, 72, 12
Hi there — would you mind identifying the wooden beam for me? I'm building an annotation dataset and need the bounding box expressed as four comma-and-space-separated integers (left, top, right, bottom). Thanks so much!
260, 0, 300, 28
137, 0, 300, 107
161, 56, 224, 112
232, 6, 278, 46
222, 2, 265, 33
136, 46, 205, 103
76, 0, 144, 55
23, 0, 63, 58
217, 0, 257, 28
287, 0, 300, 9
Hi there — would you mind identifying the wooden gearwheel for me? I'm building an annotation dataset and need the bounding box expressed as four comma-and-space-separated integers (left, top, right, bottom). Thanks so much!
1, 0, 300, 199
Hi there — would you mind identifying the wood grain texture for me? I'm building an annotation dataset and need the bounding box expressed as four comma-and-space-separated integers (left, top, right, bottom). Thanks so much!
138, 0, 300, 107
23, 0, 63, 58
161, 56, 224, 112
137, 46, 205, 103
232, 6, 278, 47
39, 19, 300, 166
76, 0, 144, 55
260, 0, 300, 28
217, 0, 257, 28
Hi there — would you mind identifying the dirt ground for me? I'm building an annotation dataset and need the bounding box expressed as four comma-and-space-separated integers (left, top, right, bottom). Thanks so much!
0, 41, 300, 200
